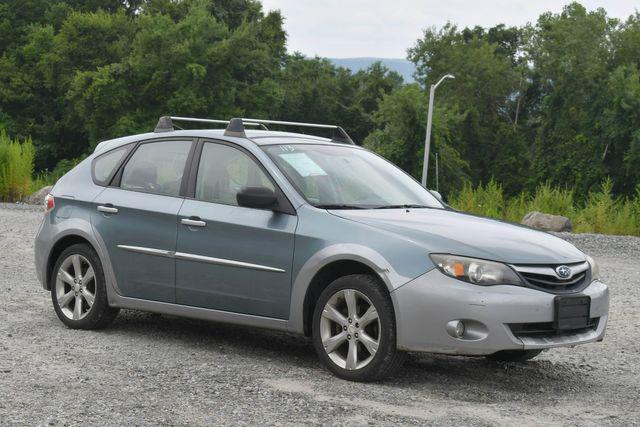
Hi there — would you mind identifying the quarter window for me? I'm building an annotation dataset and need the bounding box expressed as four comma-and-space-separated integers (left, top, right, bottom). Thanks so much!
195, 143, 274, 206
120, 140, 191, 196
92, 146, 129, 186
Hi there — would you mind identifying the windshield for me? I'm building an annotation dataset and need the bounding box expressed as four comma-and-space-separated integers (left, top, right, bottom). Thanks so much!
263, 144, 443, 209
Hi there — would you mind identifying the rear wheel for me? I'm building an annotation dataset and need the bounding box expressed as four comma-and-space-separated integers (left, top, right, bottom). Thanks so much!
486, 349, 543, 362
51, 243, 119, 329
312, 274, 405, 382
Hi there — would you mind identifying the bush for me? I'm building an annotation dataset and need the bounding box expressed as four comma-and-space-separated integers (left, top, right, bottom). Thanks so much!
30, 157, 83, 193
449, 178, 640, 237
504, 192, 530, 223
574, 179, 639, 235
528, 183, 575, 217
0, 130, 34, 202
449, 179, 504, 218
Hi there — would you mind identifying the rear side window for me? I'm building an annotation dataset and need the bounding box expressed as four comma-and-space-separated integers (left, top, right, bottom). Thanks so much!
92, 146, 129, 186
120, 140, 191, 196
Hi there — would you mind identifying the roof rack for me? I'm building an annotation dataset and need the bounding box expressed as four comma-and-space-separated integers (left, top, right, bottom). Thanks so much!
241, 118, 355, 145
154, 116, 355, 145
155, 116, 268, 133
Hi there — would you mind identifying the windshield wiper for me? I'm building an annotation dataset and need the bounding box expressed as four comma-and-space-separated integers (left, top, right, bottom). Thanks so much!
374, 204, 431, 209
315, 204, 367, 210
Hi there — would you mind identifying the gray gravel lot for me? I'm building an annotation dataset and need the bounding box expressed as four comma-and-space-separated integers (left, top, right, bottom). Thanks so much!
0, 203, 639, 425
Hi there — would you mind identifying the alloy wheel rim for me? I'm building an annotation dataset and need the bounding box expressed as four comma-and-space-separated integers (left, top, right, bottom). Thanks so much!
55, 254, 96, 321
319, 288, 380, 370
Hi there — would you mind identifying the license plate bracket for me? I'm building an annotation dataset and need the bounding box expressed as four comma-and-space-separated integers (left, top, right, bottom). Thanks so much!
554, 295, 591, 330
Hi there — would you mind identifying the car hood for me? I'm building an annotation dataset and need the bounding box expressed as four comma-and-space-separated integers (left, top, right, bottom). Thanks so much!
330, 208, 585, 265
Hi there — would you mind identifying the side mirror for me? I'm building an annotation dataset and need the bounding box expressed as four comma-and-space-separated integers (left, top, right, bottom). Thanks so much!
430, 190, 443, 202
237, 186, 278, 209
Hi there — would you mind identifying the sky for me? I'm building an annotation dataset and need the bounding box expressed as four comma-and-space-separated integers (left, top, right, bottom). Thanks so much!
259, 0, 638, 58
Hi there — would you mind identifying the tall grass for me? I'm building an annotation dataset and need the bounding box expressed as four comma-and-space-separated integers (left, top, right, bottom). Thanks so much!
573, 179, 639, 235
0, 129, 83, 202
450, 180, 504, 218
30, 157, 82, 194
449, 178, 640, 237
0, 130, 34, 201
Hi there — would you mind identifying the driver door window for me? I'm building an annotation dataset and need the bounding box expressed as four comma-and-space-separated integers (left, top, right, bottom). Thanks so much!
195, 142, 274, 206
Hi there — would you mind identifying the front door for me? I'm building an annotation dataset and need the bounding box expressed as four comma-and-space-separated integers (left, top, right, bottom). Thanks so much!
92, 139, 193, 303
175, 141, 297, 319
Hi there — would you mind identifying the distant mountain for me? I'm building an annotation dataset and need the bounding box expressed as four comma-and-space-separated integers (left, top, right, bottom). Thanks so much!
328, 57, 416, 83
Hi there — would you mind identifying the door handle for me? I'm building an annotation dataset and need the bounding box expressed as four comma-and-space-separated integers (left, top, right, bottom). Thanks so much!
181, 217, 206, 227
97, 205, 118, 214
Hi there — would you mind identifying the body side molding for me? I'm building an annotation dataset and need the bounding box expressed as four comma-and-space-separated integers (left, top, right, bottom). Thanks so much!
117, 245, 173, 258
117, 244, 285, 273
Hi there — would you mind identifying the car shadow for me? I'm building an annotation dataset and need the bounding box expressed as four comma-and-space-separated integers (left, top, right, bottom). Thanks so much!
103, 310, 593, 395
107, 309, 319, 368
393, 352, 592, 399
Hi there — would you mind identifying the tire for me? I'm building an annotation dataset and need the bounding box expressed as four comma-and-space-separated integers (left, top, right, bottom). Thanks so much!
486, 349, 543, 362
50, 243, 119, 330
312, 274, 405, 382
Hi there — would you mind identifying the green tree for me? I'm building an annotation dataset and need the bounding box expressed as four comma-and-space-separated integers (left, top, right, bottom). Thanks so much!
1, 0, 639, 203
408, 23, 531, 194
273, 56, 401, 143
528, 3, 616, 194
363, 84, 469, 195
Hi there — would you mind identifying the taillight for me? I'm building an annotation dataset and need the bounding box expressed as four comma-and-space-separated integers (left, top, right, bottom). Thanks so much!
44, 193, 55, 212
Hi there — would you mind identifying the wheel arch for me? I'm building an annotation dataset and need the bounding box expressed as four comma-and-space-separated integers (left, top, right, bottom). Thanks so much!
45, 233, 99, 291
288, 244, 411, 336
301, 260, 383, 337
44, 229, 104, 291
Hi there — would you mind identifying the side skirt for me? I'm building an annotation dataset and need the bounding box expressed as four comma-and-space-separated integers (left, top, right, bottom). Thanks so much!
109, 293, 290, 333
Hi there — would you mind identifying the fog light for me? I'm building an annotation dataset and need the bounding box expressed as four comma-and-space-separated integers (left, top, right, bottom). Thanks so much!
446, 320, 466, 338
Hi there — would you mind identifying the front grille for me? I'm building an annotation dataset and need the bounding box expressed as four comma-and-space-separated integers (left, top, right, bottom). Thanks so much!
509, 317, 599, 339
512, 261, 591, 293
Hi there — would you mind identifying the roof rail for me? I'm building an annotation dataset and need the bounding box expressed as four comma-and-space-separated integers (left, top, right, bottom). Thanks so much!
153, 115, 356, 145
154, 116, 268, 133
241, 118, 355, 145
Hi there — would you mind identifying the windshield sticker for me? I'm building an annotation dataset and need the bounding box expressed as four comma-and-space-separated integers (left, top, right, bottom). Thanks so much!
279, 153, 327, 177
279, 145, 296, 152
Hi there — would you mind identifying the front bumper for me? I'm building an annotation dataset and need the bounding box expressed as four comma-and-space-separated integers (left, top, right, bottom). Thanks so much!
391, 269, 609, 355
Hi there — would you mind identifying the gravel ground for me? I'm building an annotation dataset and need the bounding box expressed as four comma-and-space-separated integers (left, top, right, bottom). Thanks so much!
0, 203, 639, 426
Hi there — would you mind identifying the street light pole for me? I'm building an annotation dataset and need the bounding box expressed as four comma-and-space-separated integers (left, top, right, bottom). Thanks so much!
435, 152, 439, 192
421, 73, 455, 187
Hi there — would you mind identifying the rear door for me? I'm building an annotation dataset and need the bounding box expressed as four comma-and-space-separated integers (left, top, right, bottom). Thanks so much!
175, 140, 297, 319
92, 139, 194, 303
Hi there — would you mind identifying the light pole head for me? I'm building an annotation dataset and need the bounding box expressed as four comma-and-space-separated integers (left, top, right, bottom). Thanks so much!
422, 73, 455, 187
434, 73, 455, 89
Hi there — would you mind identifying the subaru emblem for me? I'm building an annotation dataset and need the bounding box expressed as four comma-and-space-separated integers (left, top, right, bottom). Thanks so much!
556, 265, 572, 279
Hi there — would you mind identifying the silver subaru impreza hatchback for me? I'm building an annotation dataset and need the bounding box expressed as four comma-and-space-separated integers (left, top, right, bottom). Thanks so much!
35, 117, 609, 381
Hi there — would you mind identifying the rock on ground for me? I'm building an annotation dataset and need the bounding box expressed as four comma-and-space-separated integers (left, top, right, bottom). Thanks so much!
0, 203, 638, 425
25, 185, 53, 205
522, 211, 573, 232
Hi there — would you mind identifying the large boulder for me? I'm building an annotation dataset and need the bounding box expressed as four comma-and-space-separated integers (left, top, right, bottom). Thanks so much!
26, 185, 53, 205
521, 211, 572, 232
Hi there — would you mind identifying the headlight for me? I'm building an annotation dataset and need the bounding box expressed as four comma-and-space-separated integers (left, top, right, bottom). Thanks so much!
429, 254, 523, 286
586, 255, 600, 281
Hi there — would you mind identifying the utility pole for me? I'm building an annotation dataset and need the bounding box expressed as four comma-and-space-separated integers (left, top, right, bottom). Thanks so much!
421, 74, 455, 187
435, 152, 439, 193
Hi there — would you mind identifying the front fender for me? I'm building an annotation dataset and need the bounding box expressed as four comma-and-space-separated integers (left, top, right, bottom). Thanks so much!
286, 243, 416, 334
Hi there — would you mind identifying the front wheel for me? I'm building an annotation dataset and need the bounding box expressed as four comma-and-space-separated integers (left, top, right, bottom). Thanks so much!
312, 274, 405, 382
